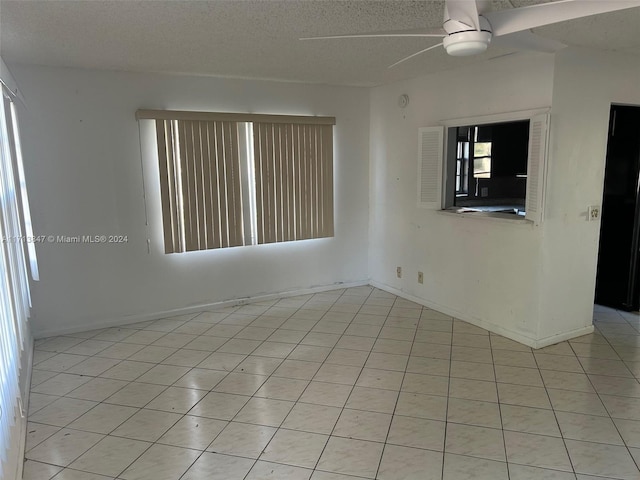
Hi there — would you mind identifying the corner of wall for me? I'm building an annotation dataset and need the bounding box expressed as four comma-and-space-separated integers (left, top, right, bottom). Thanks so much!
536, 47, 640, 341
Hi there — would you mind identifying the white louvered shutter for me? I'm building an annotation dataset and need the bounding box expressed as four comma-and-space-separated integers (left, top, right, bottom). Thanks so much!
525, 114, 550, 225
417, 126, 444, 209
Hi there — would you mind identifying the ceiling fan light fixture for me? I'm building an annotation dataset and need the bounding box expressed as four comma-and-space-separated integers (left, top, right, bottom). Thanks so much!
443, 31, 492, 56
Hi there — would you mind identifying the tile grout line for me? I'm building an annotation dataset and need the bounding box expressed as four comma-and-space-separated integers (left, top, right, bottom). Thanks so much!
28, 363, 177, 478
65, 317, 212, 478
30, 296, 640, 480
578, 314, 640, 473
233, 291, 349, 480
184, 293, 341, 480
33, 305, 245, 479
33, 290, 470, 478
164, 300, 288, 480
159, 302, 284, 480
220, 290, 373, 478
488, 331, 510, 480
29, 320, 212, 479
370, 293, 420, 480
438, 310, 455, 480
295, 286, 389, 479
534, 343, 583, 477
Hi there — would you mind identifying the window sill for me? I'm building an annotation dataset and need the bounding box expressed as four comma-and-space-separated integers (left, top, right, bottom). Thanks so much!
437, 208, 534, 225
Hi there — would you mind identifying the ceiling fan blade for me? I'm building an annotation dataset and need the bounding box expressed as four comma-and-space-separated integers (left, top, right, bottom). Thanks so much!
445, 0, 481, 30
486, 52, 520, 62
485, 0, 640, 37
388, 43, 444, 69
491, 31, 566, 53
300, 27, 445, 41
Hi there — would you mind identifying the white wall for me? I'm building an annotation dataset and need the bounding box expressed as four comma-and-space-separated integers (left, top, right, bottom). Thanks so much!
538, 48, 640, 339
12, 65, 371, 337
369, 53, 556, 344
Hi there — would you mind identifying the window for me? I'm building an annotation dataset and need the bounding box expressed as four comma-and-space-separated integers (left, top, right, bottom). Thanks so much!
0, 83, 37, 479
136, 110, 335, 253
418, 112, 549, 224
451, 120, 529, 211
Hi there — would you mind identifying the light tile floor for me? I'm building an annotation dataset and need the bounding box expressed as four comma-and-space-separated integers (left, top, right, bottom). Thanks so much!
23, 286, 640, 480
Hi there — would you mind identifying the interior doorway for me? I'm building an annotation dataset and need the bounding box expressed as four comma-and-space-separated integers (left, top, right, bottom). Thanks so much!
595, 104, 640, 311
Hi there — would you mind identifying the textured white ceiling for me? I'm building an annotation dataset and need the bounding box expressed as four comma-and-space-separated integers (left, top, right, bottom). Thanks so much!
1, 0, 639, 86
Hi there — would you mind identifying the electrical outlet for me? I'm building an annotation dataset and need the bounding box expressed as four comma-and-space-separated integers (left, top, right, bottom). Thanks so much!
588, 205, 601, 221
418, 271, 424, 284
397, 267, 402, 278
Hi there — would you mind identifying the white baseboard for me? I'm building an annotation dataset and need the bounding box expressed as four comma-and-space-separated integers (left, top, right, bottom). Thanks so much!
534, 325, 595, 349
371, 281, 593, 349
38, 278, 593, 349
35, 279, 371, 338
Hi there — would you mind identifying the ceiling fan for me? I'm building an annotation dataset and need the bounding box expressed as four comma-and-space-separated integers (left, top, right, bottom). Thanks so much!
301, 0, 640, 67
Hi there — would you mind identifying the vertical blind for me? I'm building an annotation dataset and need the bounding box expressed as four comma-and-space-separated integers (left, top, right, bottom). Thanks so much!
253, 123, 333, 244
138, 110, 335, 253
155, 119, 245, 253
0, 90, 36, 478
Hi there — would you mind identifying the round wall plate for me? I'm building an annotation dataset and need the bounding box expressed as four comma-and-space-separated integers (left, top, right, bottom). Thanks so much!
398, 94, 409, 108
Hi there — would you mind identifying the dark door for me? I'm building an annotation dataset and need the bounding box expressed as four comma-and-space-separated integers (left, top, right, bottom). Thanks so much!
595, 105, 640, 310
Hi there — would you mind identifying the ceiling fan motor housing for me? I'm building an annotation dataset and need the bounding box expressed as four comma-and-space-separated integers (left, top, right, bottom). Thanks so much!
443, 15, 492, 56
443, 30, 492, 56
